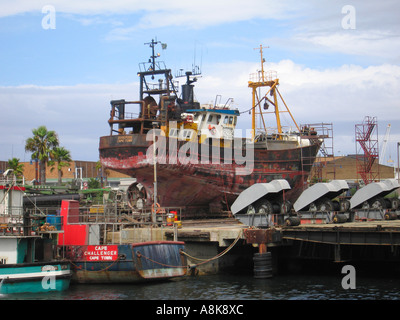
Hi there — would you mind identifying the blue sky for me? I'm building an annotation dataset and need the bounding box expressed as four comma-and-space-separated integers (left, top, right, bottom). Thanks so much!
1, 0, 399, 168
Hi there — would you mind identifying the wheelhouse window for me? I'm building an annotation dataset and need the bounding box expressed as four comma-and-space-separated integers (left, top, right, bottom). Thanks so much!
169, 128, 179, 137
180, 130, 193, 140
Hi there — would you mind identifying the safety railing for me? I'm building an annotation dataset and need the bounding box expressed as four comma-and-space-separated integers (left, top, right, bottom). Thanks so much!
249, 70, 277, 83
64, 205, 183, 227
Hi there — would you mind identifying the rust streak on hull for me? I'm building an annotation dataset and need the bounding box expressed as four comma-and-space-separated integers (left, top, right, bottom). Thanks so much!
99, 134, 320, 209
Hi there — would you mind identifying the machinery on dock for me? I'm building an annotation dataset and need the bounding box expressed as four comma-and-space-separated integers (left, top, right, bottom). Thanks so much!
231, 179, 296, 227
350, 179, 400, 220
293, 180, 351, 224
232, 178, 400, 228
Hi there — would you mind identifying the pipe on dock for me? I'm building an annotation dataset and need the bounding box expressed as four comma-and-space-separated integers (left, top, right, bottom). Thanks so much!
23, 193, 81, 206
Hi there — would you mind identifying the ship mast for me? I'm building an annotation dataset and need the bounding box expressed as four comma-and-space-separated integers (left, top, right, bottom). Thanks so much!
248, 45, 300, 140
145, 38, 159, 74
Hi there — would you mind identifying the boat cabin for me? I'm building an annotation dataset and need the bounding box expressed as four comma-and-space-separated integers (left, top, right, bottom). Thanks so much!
188, 108, 239, 141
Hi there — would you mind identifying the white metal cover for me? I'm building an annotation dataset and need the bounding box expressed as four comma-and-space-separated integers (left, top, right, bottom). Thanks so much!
293, 180, 349, 212
231, 179, 291, 215
350, 179, 400, 209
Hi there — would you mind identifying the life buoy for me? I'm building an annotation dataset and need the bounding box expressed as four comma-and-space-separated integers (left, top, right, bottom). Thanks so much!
208, 125, 216, 135
151, 203, 161, 214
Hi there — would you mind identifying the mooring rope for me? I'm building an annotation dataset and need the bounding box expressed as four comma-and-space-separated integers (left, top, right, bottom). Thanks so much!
65, 229, 244, 273
127, 229, 244, 270
180, 229, 243, 267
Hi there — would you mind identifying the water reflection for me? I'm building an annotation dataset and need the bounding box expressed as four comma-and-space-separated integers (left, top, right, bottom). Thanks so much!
2, 273, 400, 300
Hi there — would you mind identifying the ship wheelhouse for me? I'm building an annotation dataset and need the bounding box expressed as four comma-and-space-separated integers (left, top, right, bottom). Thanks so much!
188, 108, 239, 142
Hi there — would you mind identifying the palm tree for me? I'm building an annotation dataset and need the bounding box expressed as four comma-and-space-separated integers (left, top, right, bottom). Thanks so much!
25, 126, 59, 185
7, 158, 24, 180
96, 160, 109, 187
49, 146, 72, 185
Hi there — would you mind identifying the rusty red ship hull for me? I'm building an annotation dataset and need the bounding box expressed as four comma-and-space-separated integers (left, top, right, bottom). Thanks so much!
99, 134, 320, 212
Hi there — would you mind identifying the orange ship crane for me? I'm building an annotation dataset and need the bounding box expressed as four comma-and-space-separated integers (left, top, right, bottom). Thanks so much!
248, 45, 300, 140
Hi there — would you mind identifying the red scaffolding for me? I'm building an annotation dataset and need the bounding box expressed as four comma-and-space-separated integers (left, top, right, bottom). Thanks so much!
355, 116, 379, 184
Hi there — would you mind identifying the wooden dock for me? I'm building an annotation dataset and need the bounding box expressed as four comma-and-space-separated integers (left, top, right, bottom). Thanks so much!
281, 220, 400, 246
106, 217, 400, 275
276, 219, 400, 264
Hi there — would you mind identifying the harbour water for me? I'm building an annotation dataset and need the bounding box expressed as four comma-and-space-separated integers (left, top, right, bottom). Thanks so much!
2, 272, 400, 301
2, 270, 399, 320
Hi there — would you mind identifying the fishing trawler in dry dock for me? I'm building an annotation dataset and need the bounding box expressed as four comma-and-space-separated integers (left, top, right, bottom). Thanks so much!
99, 40, 323, 215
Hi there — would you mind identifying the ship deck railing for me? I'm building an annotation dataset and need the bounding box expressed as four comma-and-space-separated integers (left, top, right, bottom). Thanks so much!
138, 60, 168, 73
249, 70, 277, 83
0, 204, 183, 237
0, 206, 52, 236
0, 206, 25, 235
0, 204, 184, 237
25, 204, 184, 230
0, 176, 17, 185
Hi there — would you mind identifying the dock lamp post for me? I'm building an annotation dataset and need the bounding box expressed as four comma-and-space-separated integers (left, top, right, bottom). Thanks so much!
152, 122, 159, 224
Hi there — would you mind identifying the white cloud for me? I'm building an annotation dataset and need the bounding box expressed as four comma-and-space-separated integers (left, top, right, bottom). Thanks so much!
195, 59, 400, 120
101, 1, 299, 40
1, 59, 399, 161
0, 83, 139, 161
133, 1, 294, 30
0, 0, 295, 19
270, 1, 400, 63
294, 30, 400, 61
4, 0, 399, 66
0, 1, 301, 42
193, 59, 400, 156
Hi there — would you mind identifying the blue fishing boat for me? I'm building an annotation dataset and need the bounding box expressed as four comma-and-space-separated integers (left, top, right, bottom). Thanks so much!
62, 242, 186, 283
57, 200, 187, 284
0, 170, 71, 294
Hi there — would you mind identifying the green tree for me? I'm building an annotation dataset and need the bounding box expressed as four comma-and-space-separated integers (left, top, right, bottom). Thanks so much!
7, 158, 24, 180
49, 146, 72, 185
87, 177, 101, 189
25, 125, 59, 185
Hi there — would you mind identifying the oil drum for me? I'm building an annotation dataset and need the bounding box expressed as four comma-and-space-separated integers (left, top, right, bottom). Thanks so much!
384, 212, 398, 220
284, 216, 301, 226
333, 213, 347, 223
253, 252, 272, 279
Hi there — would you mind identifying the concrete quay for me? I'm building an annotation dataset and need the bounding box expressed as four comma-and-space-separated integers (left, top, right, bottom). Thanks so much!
106, 219, 253, 275
106, 217, 400, 276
